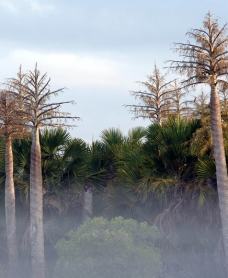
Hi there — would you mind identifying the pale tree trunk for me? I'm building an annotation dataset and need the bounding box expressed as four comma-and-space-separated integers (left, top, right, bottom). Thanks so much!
5, 135, 20, 278
210, 81, 228, 271
157, 98, 162, 126
82, 183, 93, 223
30, 128, 45, 278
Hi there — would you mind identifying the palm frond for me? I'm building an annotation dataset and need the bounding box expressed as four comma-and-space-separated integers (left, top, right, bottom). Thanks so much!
197, 156, 216, 181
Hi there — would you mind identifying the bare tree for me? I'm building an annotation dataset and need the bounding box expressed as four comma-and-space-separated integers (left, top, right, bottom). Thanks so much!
126, 64, 176, 125
219, 81, 228, 121
0, 66, 28, 278
192, 89, 210, 118
13, 64, 80, 278
168, 80, 193, 118
0, 90, 24, 278
168, 12, 228, 273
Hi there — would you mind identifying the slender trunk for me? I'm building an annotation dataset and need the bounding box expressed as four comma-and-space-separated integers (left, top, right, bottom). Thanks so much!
5, 135, 20, 278
210, 81, 228, 273
157, 98, 162, 126
82, 184, 93, 223
30, 128, 45, 278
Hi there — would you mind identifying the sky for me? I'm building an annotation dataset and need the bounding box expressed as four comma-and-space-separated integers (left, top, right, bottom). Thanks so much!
0, 0, 227, 143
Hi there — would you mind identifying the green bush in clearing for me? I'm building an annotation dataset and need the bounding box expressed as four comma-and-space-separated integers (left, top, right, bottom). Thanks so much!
54, 217, 161, 278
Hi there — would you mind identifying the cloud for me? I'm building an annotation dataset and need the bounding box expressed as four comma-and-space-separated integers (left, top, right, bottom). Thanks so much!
0, 0, 18, 13
23, 0, 55, 11
4, 49, 126, 87
0, 0, 54, 13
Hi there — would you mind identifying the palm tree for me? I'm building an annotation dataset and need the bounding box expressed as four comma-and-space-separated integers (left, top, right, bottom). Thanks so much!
141, 116, 200, 181
168, 12, 228, 271
13, 64, 80, 278
60, 137, 89, 222
81, 141, 108, 222
141, 117, 221, 277
100, 127, 125, 177
13, 130, 80, 276
102, 127, 150, 221
40, 128, 71, 187
62, 138, 108, 223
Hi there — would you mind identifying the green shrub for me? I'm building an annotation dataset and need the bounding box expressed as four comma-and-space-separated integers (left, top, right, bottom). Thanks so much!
55, 217, 161, 278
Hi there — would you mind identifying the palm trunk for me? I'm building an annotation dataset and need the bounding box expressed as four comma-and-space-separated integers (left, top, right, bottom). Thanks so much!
5, 135, 19, 278
210, 81, 228, 272
82, 183, 93, 223
30, 128, 45, 278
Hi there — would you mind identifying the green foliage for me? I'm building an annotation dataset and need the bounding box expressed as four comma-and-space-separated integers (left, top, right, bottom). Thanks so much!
55, 217, 161, 278
196, 155, 216, 181
145, 116, 201, 178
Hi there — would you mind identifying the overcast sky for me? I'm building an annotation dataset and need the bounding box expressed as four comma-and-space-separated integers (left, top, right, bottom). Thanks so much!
0, 0, 227, 143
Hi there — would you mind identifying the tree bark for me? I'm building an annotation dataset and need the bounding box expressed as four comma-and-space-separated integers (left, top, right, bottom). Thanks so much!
5, 135, 20, 278
210, 81, 228, 272
30, 128, 45, 278
82, 184, 93, 223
